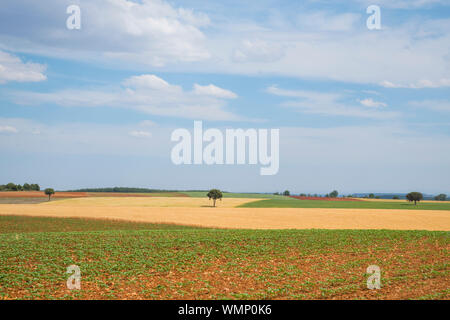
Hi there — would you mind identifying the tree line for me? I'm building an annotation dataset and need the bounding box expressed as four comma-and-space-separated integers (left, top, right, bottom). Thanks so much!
0, 182, 40, 191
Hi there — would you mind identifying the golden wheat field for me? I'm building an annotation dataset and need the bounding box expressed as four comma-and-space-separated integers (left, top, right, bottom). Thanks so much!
37, 196, 256, 207
0, 196, 449, 230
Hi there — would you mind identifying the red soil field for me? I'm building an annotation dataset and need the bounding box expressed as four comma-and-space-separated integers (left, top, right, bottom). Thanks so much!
0, 191, 188, 198
290, 196, 362, 201
0, 191, 87, 198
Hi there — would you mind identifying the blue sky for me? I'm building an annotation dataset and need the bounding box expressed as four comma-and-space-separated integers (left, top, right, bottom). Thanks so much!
0, 0, 449, 194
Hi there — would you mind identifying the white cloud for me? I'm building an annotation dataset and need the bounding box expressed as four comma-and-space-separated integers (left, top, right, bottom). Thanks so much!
129, 130, 152, 138
268, 86, 398, 119
0, 0, 210, 67
0, 51, 46, 84
123, 74, 172, 90
12, 74, 245, 121
358, 98, 387, 108
1, 2, 449, 87
0, 125, 18, 133
232, 40, 285, 63
380, 79, 450, 89
193, 84, 237, 99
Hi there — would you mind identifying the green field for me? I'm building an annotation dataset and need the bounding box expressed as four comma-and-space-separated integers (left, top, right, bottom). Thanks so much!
239, 198, 450, 210
0, 215, 448, 300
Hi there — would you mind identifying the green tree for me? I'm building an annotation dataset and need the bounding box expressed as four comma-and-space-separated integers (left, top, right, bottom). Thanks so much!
6, 183, 17, 191
23, 183, 31, 191
406, 192, 423, 205
283, 190, 290, 196
44, 188, 55, 201
368, 193, 375, 198
31, 184, 40, 191
434, 194, 447, 201
329, 190, 338, 198
393, 195, 399, 200
207, 189, 223, 207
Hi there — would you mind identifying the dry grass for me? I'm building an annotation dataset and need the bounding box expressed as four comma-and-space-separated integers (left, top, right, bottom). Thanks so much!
0, 203, 449, 230
38, 196, 256, 208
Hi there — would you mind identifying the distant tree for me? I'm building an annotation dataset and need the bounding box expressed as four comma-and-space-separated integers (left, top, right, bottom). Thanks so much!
44, 188, 55, 201
31, 184, 40, 191
300, 193, 306, 197
16, 184, 23, 191
23, 183, 31, 191
375, 196, 380, 199
392, 196, 399, 200
325, 194, 329, 198
329, 190, 338, 198
273, 192, 280, 195
368, 193, 375, 198
283, 190, 290, 196
434, 194, 447, 201
406, 192, 423, 205
6, 183, 17, 191
207, 189, 223, 207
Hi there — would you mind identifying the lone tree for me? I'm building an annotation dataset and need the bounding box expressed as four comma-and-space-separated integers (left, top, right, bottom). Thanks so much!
329, 190, 338, 198
406, 192, 423, 205
283, 190, 290, 196
207, 189, 223, 207
44, 188, 55, 201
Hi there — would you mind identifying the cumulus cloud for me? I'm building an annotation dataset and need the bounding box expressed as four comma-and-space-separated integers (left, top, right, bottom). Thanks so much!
358, 98, 387, 108
12, 74, 245, 121
0, 0, 210, 67
267, 86, 398, 119
193, 84, 237, 99
0, 51, 46, 84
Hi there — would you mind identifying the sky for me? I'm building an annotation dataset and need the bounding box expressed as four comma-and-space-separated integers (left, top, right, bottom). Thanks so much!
0, 0, 449, 194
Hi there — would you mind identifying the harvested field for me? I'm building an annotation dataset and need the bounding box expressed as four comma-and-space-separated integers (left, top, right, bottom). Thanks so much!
38, 196, 256, 208
0, 204, 449, 231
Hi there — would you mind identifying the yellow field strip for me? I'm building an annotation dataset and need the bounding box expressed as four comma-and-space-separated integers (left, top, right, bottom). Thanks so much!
0, 204, 449, 231
38, 197, 256, 208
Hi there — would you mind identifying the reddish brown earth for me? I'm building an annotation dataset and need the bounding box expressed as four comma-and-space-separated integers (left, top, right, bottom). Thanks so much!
290, 196, 362, 201
0, 191, 188, 198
